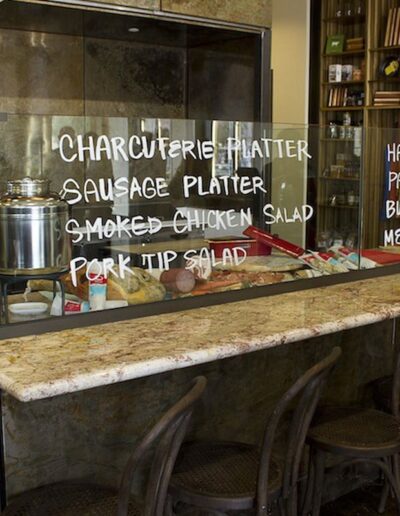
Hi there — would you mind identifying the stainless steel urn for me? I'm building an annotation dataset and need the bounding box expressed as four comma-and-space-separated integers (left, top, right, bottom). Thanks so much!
0, 178, 71, 275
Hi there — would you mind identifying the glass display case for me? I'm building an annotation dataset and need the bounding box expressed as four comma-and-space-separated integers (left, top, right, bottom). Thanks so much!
0, 0, 399, 337
1, 113, 400, 335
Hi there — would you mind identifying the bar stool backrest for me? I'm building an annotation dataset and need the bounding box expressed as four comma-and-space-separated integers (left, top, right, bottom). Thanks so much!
256, 347, 342, 516
117, 376, 207, 516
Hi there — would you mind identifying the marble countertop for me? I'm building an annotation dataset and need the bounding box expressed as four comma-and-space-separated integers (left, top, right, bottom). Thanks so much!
1, 274, 400, 402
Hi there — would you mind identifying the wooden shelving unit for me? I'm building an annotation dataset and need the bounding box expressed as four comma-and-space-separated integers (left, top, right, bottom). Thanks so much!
364, 0, 400, 248
317, 0, 400, 250
317, 0, 366, 249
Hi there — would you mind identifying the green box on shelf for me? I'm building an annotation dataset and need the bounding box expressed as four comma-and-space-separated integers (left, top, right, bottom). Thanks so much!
326, 34, 345, 54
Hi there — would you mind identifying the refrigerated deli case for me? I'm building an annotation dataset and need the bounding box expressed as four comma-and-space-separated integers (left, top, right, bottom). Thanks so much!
0, 0, 399, 335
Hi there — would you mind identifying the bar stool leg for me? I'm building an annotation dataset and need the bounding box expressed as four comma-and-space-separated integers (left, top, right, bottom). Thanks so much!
311, 450, 326, 516
379, 455, 400, 514
165, 495, 174, 516
278, 496, 286, 516
302, 448, 315, 516
393, 454, 400, 515
379, 478, 390, 514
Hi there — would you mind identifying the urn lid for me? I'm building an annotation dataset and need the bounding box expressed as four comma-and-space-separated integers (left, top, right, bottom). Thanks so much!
6, 178, 50, 197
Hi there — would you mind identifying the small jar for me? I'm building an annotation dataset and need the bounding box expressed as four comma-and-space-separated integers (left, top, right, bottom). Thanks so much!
328, 122, 338, 139
347, 191, 356, 206
354, 0, 363, 15
329, 195, 337, 207
336, 193, 346, 205
353, 68, 363, 81
343, 111, 352, 126
346, 126, 354, 140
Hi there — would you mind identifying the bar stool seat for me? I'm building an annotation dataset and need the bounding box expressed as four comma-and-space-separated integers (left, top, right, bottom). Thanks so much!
306, 410, 400, 514
308, 409, 400, 456
2, 483, 142, 516
169, 441, 282, 510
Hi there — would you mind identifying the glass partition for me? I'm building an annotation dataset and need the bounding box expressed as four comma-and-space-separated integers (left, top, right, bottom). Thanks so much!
4, 115, 399, 328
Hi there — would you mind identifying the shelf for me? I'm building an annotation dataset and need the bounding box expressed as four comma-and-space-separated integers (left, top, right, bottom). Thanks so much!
323, 80, 365, 86
320, 138, 355, 142
322, 50, 366, 57
321, 106, 365, 111
370, 46, 400, 52
318, 203, 359, 209
323, 15, 366, 24
367, 105, 400, 110
319, 177, 360, 182
369, 78, 400, 83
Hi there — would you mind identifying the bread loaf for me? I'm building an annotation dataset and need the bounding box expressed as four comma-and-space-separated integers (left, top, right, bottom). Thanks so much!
28, 267, 166, 305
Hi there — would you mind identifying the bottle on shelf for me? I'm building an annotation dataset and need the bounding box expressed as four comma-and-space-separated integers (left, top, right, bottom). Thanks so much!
343, 111, 352, 126
344, 1, 353, 17
335, 0, 343, 18
354, 121, 362, 158
354, 0, 363, 16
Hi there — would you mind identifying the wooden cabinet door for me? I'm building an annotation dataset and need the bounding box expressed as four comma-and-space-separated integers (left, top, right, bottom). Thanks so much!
162, 0, 271, 27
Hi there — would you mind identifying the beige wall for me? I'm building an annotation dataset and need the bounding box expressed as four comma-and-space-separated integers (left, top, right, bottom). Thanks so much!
271, 0, 310, 125
270, 0, 310, 246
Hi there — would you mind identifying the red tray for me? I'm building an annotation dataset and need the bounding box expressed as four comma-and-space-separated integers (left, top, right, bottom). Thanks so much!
208, 237, 271, 258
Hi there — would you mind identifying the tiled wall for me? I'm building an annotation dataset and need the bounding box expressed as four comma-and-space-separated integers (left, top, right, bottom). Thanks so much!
187, 37, 258, 121
0, 29, 185, 118
162, 0, 272, 27
0, 25, 185, 186
17, 0, 272, 27
84, 37, 185, 118
0, 29, 84, 117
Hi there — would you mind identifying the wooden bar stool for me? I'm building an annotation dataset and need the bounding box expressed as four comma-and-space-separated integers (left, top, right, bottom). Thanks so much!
168, 347, 341, 516
2, 376, 207, 516
305, 341, 400, 515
